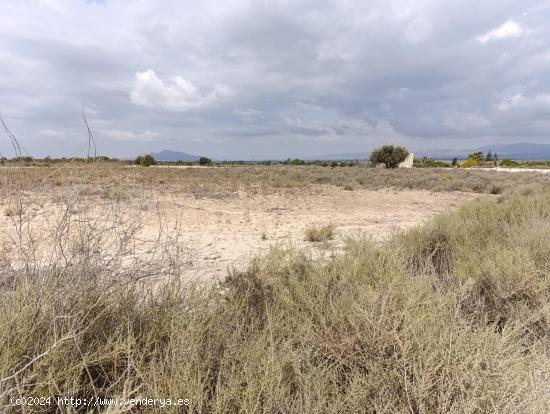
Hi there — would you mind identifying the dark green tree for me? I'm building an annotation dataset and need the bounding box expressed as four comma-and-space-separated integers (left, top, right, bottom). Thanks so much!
369, 145, 410, 168
467, 152, 484, 162
135, 154, 157, 166
199, 156, 212, 166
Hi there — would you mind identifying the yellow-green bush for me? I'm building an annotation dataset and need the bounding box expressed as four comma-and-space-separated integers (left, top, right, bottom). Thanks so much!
460, 158, 481, 168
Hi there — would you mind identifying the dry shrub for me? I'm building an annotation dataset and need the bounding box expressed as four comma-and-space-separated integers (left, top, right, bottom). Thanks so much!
305, 223, 335, 242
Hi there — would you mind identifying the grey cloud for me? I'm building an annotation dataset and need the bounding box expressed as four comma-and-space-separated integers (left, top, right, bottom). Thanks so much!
1, 0, 549, 159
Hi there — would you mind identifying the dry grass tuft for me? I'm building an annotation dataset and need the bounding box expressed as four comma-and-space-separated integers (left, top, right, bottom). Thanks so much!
304, 223, 335, 242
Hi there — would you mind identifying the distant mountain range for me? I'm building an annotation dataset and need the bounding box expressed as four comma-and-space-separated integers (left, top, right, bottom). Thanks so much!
154, 149, 200, 162
316, 143, 550, 161
152, 143, 550, 162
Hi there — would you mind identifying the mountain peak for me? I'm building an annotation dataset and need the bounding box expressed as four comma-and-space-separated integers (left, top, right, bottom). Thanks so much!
154, 149, 200, 162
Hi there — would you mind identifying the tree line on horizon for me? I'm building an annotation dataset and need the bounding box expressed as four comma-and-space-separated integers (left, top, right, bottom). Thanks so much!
1, 146, 548, 168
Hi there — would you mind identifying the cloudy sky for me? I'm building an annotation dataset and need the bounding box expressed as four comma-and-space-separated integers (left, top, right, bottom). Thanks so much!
1, 0, 549, 159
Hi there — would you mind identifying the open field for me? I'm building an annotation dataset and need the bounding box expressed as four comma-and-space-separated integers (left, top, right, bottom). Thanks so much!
0, 179, 479, 279
1, 164, 550, 412
1, 163, 539, 279
4, 0, 550, 411
3, 162, 550, 195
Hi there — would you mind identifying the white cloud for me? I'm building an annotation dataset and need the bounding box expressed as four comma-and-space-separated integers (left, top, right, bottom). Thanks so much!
404, 16, 433, 44
497, 94, 527, 111
99, 129, 160, 142
443, 112, 490, 129
130, 69, 232, 111
497, 94, 550, 111
234, 107, 265, 123
478, 20, 522, 43
39, 128, 63, 137
284, 115, 400, 140
36, 0, 66, 13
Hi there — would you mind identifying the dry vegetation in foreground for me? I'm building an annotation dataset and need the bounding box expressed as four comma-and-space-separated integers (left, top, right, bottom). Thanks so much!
1, 164, 550, 412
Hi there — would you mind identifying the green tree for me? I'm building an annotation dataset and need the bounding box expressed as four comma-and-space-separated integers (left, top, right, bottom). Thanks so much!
199, 156, 212, 166
135, 154, 157, 166
485, 150, 493, 162
370, 145, 409, 168
451, 157, 458, 167
468, 152, 484, 162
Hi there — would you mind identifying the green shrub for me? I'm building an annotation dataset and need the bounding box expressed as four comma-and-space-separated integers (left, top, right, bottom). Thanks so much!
370, 145, 409, 168
460, 158, 480, 168
500, 158, 520, 167
518, 160, 550, 168
135, 154, 157, 166
199, 156, 212, 166
413, 156, 450, 168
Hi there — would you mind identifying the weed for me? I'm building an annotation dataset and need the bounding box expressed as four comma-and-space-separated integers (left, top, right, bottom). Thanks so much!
305, 223, 335, 242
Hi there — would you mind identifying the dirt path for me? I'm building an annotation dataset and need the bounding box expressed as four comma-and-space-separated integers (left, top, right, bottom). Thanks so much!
475, 167, 550, 174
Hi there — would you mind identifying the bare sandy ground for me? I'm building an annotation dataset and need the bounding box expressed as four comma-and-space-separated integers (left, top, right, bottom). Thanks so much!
141, 186, 481, 279
475, 167, 550, 174
0, 185, 482, 279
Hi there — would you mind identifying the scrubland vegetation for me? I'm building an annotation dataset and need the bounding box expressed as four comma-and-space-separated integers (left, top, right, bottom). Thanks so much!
2, 163, 550, 198
1, 163, 550, 413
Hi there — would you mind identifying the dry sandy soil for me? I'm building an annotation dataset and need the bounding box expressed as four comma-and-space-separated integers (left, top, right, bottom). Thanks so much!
0, 182, 482, 280
141, 185, 480, 279
476, 167, 550, 174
